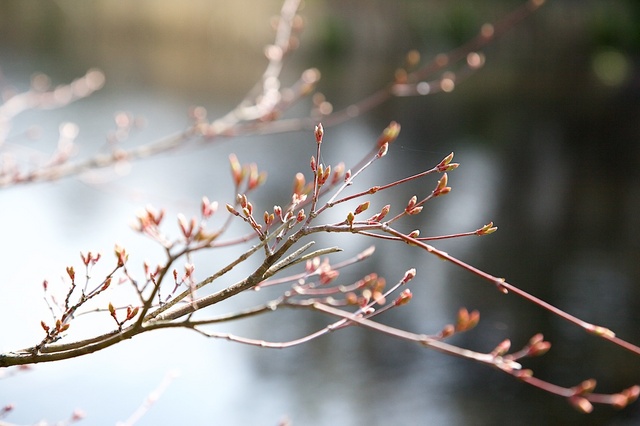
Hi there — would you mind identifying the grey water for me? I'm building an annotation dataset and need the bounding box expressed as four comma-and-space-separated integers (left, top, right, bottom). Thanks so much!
1, 1, 639, 425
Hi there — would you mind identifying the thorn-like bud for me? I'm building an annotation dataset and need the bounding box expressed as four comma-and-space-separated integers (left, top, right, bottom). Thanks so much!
40, 320, 50, 332
310, 155, 317, 172
376, 121, 401, 147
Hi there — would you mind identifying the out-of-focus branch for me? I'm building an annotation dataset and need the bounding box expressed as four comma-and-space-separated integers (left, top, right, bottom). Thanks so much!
0, 0, 545, 189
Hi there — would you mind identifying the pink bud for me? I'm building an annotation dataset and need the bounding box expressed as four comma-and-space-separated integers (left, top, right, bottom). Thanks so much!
293, 173, 306, 195
376, 121, 401, 147
102, 278, 111, 291
402, 268, 416, 283
331, 162, 345, 185
226, 204, 240, 216
394, 289, 413, 306
201, 196, 218, 218
354, 201, 370, 215
376, 142, 388, 158
491, 339, 512, 357
229, 153, 243, 187
314, 123, 324, 144
436, 152, 454, 172
476, 222, 498, 235
247, 163, 260, 190
346, 211, 355, 226
568, 396, 593, 414
274, 205, 283, 221
126, 306, 140, 321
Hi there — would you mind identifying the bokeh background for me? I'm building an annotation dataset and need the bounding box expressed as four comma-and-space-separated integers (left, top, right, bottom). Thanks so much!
1, 1, 639, 425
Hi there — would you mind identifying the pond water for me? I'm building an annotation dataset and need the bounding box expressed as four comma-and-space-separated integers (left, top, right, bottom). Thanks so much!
1, 1, 639, 425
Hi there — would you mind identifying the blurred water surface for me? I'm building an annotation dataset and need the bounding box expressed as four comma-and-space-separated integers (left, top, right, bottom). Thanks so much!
1, 1, 639, 425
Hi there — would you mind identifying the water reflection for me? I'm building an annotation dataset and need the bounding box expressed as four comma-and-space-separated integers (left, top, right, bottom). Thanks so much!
1, 1, 640, 425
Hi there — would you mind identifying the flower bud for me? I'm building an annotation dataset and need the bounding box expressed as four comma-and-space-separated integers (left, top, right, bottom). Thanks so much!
314, 123, 324, 144
376, 121, 401, 147
354, 201, 370, 215
401, 268, 416, 284
229, 153, 243, 187
394, 289, 413, 306
568, 396, 593, 414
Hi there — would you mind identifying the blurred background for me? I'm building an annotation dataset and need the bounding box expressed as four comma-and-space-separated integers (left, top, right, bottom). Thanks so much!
1, 0, 639, 425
